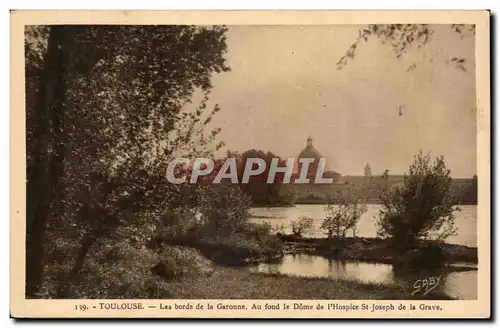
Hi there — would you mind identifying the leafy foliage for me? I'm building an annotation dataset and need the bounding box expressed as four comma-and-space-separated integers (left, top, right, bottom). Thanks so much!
26, 25, 230, 297
321, 193, 368, 240
337, 24, 475, 72
291, 216, 314, 237
196, 184, 252, 236
376, 151, 459, 248
238, 149, 291, 206
40, 241, 214, 299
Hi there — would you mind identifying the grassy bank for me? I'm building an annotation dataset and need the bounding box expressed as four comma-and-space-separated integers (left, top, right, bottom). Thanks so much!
279, 235, 477, 267
157, 232, 284, 266
161, 266, 453, 300
52, 242, 455, 300
157, 232, 477, 269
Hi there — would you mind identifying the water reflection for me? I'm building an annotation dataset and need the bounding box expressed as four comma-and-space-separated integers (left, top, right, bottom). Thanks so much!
250, 204, 477, 247
251, 254, 477, 300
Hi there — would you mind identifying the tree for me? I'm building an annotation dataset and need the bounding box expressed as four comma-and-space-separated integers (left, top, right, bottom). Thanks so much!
238, 149, 288, 206
376, 151, 459, 248
321, 193, 367, 241
196, 184, 252, 236
26, 26, 99, 298
25, 25, 230, 297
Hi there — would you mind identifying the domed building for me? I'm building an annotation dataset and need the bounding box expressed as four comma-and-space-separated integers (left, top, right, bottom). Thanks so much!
296, 136, 340, 182
297, 136, 323, 180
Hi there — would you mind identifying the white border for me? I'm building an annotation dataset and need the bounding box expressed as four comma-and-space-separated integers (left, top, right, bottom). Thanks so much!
3, 1, 498, 327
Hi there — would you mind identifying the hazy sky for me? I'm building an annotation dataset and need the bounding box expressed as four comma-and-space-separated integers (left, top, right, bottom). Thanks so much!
202, 25, 477, 178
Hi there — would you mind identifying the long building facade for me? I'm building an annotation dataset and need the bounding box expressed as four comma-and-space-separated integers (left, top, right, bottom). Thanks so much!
286, 137, 477, 205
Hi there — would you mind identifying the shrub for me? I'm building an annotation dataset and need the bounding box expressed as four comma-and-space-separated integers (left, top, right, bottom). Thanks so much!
150, 184, 283, 266
196, 184, 252, 236
153, 245, 215, 280
44, 240, 162, 299
40, 240, 216, 299
291, 216, 314, 237
273, 223, 286, 235
123, 245, 214, 298
156, 206, 201, 239
321, 194, 367, 240
376, 151, 459, 248
196, 221, 284, 265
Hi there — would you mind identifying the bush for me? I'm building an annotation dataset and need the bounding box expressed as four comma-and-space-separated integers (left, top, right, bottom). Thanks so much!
291, 216, 314, 237
376, 151, 459, 248
152, 245, 214, 281
196, 184, 252, 235
150, 184, 283, 266
42, 240, 162, 299
124, 245, 214, 298
194, 221, 284, 265
321, 194, 367, 240
40, 240, 215, 299
158, 207, 200, 238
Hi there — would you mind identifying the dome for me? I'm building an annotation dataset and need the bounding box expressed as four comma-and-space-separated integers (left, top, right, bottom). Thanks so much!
296, 136, 329, 180
298, 146, 323, 160
298, 136, 323, 160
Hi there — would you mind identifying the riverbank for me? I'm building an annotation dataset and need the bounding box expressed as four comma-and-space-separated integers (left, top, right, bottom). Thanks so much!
157, 234, 284, 266
161, 266, 453, 300
278, 235, 478, 268
147, 240, 468, 300
158, 233, 477, 269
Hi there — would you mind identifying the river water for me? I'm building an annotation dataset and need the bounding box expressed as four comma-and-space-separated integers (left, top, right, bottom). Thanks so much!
249, 204, 477, 300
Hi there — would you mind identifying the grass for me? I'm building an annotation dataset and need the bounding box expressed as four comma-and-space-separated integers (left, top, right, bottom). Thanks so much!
161, 266, 453, 300
44, 243, 455, 300
158, 229, 284, 266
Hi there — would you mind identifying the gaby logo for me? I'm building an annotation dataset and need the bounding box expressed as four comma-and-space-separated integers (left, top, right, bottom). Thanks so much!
166, 157, 334, 184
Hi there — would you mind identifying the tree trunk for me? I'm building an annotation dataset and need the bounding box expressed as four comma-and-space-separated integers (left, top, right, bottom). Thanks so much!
26, 27, 75, 297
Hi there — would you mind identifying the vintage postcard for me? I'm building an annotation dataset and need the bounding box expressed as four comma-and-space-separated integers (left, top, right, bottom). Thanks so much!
10, 10, 490, 319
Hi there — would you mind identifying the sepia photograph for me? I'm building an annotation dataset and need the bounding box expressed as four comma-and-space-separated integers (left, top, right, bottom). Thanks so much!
10, 10, 490, 319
